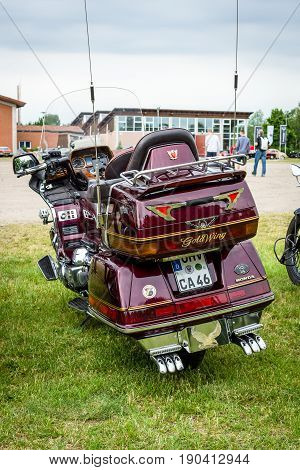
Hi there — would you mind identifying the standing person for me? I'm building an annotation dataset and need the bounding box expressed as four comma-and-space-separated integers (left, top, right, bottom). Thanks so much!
252, 129, 269, 177
236, 129, 250, 168
205, 129, 220, 157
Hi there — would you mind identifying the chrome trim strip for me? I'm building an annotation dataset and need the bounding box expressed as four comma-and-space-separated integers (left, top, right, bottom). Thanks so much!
87, 294, 275, 335
233, 323, 263, 336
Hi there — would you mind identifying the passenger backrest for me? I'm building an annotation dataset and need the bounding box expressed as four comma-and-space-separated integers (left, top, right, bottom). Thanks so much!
126, 128, 199, 172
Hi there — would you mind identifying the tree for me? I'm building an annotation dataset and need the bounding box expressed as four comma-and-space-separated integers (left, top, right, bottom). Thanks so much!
265, 108, 286, 150
247, 110, 264, 144
30, 114, 61, 126
286, 104, 300, 152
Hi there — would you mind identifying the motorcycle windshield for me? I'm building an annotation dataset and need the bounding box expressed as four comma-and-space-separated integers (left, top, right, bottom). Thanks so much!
40, 86, 144, 154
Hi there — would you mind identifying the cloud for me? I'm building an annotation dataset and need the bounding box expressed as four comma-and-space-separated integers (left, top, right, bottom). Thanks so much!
0, 0, 299, 55
0, 0, 299, 122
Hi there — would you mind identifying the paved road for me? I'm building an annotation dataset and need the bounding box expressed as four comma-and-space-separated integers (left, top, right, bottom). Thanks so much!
0, 159, 298, 224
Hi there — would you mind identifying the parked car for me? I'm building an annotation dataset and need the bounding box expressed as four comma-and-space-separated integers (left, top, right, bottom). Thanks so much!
0, 146, 13, 157
288, 151, 300, 158
266, 148, 287, 160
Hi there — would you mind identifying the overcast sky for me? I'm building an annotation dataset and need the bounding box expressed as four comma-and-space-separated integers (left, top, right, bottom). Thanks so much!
0, 0, 299, 123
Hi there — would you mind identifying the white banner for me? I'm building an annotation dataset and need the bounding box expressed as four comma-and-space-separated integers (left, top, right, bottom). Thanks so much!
0, 450, 299, 469
267, 125, 274, 145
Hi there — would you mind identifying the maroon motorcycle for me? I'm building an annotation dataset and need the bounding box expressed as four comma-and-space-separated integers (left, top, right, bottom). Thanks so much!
13, 127, 274, 373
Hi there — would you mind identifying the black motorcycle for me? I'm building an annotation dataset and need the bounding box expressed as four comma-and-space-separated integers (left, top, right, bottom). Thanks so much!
274, 164, 300, 285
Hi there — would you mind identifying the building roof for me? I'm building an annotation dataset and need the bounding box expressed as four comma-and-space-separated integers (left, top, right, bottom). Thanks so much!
97, 107, 253, 130
17, 125, 84, 134
70, 111, 93, 126
0, 94, 26, 108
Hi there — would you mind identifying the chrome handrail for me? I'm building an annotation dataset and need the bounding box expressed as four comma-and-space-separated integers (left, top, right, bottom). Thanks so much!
120, 154, 247, 186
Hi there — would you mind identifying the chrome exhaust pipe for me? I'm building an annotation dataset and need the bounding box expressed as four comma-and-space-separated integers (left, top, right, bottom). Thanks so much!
248, 333, 267, 350
152, 356, 167, 374
172, 353, 184, 372
243, 334, 260, 353
164, 355, 176, 373
232, 335, 252, 355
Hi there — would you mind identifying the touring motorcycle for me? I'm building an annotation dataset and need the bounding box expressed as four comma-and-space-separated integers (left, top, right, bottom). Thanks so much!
274, 164, 300, 285
13, 91, 274, 373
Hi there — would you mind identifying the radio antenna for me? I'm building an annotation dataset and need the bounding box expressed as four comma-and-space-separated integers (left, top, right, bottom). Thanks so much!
83, 0, 103, 228
233, 0, 239, 147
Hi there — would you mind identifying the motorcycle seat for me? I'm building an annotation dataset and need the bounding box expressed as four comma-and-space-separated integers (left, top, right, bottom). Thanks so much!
104, 148, 133, 180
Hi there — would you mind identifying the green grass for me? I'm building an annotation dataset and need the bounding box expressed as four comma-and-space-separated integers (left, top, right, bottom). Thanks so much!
0, 217, 299, 450
268, 158, 300, 164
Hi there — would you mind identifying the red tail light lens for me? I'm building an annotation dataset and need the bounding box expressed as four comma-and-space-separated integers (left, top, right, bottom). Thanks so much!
176, 292, 229, 315
229, 280, 270, 302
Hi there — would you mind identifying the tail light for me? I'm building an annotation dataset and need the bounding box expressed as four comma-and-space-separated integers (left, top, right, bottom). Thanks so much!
90, 292, 229, 328
176, 292, 229, 315
229, 280, 270, 302
107, 218, 258, 259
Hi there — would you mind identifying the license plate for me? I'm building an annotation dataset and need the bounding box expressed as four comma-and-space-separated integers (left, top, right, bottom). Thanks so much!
172, 253, 212, 293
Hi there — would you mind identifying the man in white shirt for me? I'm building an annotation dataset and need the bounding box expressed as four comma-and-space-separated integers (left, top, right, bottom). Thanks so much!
205, 129, 220, 157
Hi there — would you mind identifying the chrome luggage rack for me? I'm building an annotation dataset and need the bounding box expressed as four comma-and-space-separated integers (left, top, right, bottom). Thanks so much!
120, 154, 247, 186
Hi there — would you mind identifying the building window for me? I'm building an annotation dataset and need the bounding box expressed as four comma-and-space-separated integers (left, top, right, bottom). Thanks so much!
171, 117, 179, 128
118, 115, 143, 132
118, 116, 126, 131
213, 119, 220, 133
197, 118, 205, 133
206, 118, 213, 131
145, 117, 154, 132
180, 118, 188, 130
161, 117, 169, 130
126, 116, 134, 131
188, 118, 195, 133
19, 141, 31, 149
134, 116, 142, 131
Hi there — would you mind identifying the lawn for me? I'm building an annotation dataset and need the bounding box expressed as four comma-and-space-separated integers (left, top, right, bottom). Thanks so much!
0, 215, 299, 450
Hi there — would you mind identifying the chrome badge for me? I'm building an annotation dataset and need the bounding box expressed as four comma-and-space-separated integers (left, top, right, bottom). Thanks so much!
234, 263, 250, 275
186, 216, 217, 229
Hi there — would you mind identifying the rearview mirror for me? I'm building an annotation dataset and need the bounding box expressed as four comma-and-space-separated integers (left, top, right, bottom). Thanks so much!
291, 164, 300, 177
13, 153, 40, 175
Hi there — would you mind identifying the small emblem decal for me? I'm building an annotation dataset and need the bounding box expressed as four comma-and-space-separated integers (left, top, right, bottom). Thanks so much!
234, 263, 250, 275
235, 274, 255, 283
83, 209, 95, 220
142, 285, 157, 299
185, 265, 194, 274
167, 149, 178, 160
186, 216, 217, 229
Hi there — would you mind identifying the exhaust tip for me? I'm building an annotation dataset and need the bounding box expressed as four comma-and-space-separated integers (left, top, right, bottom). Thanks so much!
232, 332, 267, 355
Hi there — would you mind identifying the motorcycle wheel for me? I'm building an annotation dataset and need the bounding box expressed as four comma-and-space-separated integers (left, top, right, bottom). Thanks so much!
286, 215, 300, 285
182, 350, 206, 370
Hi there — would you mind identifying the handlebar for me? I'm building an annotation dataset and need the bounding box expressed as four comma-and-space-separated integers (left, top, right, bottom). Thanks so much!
17, 162, 47, 177
16, 155, 70, 178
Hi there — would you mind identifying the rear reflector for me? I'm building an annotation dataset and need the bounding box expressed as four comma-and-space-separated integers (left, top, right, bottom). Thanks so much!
229, 280, 270, 302
176, 292, 229, 315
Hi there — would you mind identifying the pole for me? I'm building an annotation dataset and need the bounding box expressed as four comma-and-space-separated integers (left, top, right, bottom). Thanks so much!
285, 117, 287, 155
233, 0, 239, 149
